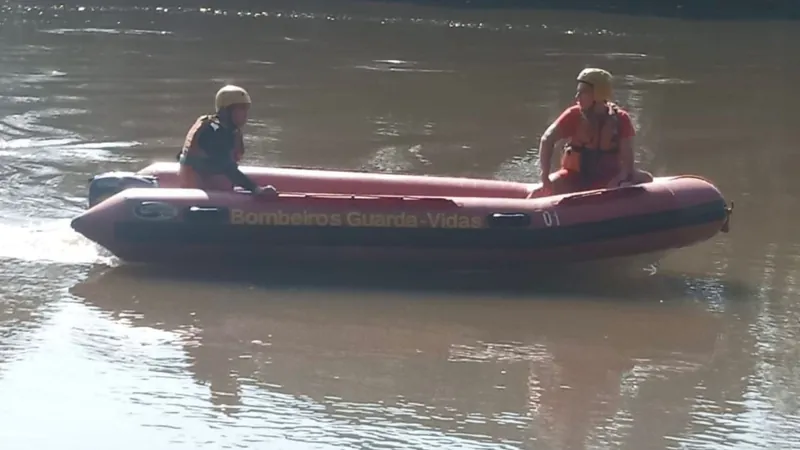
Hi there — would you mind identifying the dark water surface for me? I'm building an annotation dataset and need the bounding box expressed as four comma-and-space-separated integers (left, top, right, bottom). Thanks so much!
1, 2, 799, 449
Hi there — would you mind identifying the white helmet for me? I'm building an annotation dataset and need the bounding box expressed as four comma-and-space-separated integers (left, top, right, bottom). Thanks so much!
215, 85, 252, 111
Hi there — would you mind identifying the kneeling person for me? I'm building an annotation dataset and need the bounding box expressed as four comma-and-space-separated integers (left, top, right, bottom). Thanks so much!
177, 84, 277, 197
536, 68, 653, 196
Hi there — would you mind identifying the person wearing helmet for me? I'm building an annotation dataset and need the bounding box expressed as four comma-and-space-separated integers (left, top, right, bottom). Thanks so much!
176, 84, 277, 197
534, 68, 653, 196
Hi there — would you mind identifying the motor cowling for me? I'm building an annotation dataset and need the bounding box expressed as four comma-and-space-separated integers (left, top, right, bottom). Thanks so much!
88, 171, 158, 208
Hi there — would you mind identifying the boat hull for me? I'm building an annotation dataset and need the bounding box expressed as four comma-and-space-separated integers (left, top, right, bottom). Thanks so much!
71, 163, 730, 268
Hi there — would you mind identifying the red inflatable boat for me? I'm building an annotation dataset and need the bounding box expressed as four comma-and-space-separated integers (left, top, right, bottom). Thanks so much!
70, 162, 732, 268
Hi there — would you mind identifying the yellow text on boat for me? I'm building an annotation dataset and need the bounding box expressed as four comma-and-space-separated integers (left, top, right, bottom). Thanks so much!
229, 209, 483, 229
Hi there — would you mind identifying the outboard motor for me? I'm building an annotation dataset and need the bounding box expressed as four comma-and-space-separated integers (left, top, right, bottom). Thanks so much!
88, 171, 159, 208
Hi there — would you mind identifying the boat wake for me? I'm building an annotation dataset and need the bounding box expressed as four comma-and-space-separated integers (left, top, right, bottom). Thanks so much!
0, 218, 115, 266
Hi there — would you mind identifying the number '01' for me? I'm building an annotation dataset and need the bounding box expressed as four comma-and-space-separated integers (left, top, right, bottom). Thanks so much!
542, 210, 560, 227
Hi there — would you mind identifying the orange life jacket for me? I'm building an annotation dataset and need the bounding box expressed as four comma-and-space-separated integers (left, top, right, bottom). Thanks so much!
560, 102, 621, 175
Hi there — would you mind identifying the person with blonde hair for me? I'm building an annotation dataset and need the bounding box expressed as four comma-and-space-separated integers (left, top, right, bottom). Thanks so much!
535, 68, 653, 196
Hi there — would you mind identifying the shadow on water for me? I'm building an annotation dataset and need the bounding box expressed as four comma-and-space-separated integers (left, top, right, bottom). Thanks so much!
73, 255, 756, 304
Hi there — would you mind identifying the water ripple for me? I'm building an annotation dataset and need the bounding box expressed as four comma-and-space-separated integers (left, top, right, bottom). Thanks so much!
625, 75, 696, 85
2, 4, 630, 38
353, 60, 452, 74
40, 27, 173, 36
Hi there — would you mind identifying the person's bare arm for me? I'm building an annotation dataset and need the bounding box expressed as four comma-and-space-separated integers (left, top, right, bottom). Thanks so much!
538, 121, 560, 182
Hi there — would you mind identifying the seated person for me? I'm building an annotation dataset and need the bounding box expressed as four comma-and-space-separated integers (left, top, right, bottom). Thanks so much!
535, 68, 653, 196
176, 84, 277, 197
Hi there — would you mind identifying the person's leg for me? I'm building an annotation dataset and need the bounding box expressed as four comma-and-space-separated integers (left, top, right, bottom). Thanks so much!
529, 169, 584, 198
549, 169, 585, 194
178, 164, 201, 188
178, 166, 235, 191
206, 174, 235, 191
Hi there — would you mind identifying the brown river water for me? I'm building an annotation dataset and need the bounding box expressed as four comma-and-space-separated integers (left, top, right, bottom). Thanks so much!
1, 1, 799, 449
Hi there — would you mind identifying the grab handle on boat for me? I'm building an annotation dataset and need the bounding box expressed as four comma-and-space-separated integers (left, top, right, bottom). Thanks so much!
184, 206, 229, 223
487, 212, 531, 228
557, 185, 646, 206
307, 194, 459, 206
721, 201, 733, 233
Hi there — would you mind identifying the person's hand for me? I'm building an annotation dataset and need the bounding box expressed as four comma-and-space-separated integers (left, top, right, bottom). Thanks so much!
252, 185, 279, 199
606, 172, 630, 189
540, 175, 553, 195
528, 176, 553, 199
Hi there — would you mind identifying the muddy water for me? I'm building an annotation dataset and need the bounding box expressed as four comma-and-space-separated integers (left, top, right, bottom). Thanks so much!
1, 2, 799, 449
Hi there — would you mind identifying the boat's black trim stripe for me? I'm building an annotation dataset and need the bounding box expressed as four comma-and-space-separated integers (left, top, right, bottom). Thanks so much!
113, 200, 727, 250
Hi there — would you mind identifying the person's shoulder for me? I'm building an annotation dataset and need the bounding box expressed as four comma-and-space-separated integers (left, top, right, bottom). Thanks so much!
555, 104, 582, 122
187, 115, 226, 146
609, 103, 631, 117
610, 104, 633, 123
563, 104, 582, 115
191, 114, 225, 135
609, 103, 636, 136
197, 114, 221, 128
619, 110, 635, 128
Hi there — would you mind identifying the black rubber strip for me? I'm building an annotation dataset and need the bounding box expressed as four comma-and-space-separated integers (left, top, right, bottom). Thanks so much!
113, 199, 727, 250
